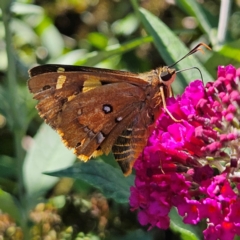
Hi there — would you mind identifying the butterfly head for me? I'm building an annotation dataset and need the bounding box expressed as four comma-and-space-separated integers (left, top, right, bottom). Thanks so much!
158, 66, 176, 87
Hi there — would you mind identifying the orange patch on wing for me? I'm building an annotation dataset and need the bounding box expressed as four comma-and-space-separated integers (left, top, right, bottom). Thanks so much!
57, 129, 65, 137
92, 149, 103, 158
78, 154, 90, 162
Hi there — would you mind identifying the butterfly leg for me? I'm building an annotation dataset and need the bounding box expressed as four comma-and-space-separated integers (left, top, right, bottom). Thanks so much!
160, 86, 182, 122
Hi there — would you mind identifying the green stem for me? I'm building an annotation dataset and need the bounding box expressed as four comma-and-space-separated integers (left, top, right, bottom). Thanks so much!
1, 0, 29, 238
130, 0, 140, 16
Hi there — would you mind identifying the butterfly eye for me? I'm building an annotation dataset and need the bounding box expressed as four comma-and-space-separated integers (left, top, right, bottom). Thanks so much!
160, 71, 173, 82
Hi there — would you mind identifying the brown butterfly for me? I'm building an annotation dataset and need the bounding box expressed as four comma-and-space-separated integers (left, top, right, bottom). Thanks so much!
28, 43, 210, 176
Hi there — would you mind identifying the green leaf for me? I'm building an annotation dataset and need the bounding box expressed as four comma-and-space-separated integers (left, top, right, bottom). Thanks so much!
205, 39, 240, 76
11, 2, 43, 15
219, 39, 240, 62
175, 0, 214, 35
87, 32, 108, 49
0, 0, 14, 13
0, 189, 21, 223
112, 13, 139, 36
23, 124, 76, 199
75, 36, 152, 66
170, 208, 201, 240
45, 160, 134, 204
51, 36, 152, 67
12, 18, 39, 46
0, 155, 16, 178
107, 229, 152, 240
50, 49, 87, 64
138, 8, 213, 93
36, 16, 64, 58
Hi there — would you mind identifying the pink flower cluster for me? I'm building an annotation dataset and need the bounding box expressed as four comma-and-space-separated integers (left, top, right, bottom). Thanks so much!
130, 65, 240, 240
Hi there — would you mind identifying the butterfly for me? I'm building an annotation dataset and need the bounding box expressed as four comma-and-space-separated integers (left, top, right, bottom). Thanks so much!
28, 43, 210, 176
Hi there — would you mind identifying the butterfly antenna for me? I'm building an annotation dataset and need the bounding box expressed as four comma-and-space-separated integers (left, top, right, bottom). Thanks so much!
176, 67, 204, 85
168, 42, 211, 68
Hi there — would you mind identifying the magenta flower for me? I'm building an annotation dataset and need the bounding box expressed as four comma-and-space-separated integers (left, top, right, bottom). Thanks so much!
129, 65, 240, 240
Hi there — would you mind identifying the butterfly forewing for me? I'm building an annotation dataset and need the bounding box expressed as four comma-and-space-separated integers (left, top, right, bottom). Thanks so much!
28, 65, 160, 175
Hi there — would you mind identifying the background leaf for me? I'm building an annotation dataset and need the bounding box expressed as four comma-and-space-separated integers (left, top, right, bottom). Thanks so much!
45, 160, 134, 204
175, 0, 215, 35
0, 189, 21, 223
170, 208, 201, 240
35, 16, 64, 58
23, 124, 76, 200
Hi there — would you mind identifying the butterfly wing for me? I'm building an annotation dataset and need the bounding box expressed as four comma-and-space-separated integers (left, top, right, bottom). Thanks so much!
28, 65, 154, 175
112, 112, 151, 175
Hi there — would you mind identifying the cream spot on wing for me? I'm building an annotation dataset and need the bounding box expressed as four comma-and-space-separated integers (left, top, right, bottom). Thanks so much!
56, 75, 66, 89
80, 139, 86, 146
57, 67, 65, 73
77, 109, 82, 115
67, 94, 76, 101
83, 79, 102, 92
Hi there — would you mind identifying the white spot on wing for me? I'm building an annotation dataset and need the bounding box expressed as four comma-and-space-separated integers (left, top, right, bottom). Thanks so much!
96, 132, 105, 144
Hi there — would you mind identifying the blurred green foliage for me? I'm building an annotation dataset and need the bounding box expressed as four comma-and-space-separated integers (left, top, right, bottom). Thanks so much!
0, 0, 240, 239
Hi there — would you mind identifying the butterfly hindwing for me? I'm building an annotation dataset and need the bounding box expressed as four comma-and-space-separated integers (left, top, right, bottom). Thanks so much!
112, 113, 150, 175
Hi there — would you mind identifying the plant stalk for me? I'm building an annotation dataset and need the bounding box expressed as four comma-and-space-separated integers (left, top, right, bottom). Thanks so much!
1, 0, 29, 238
